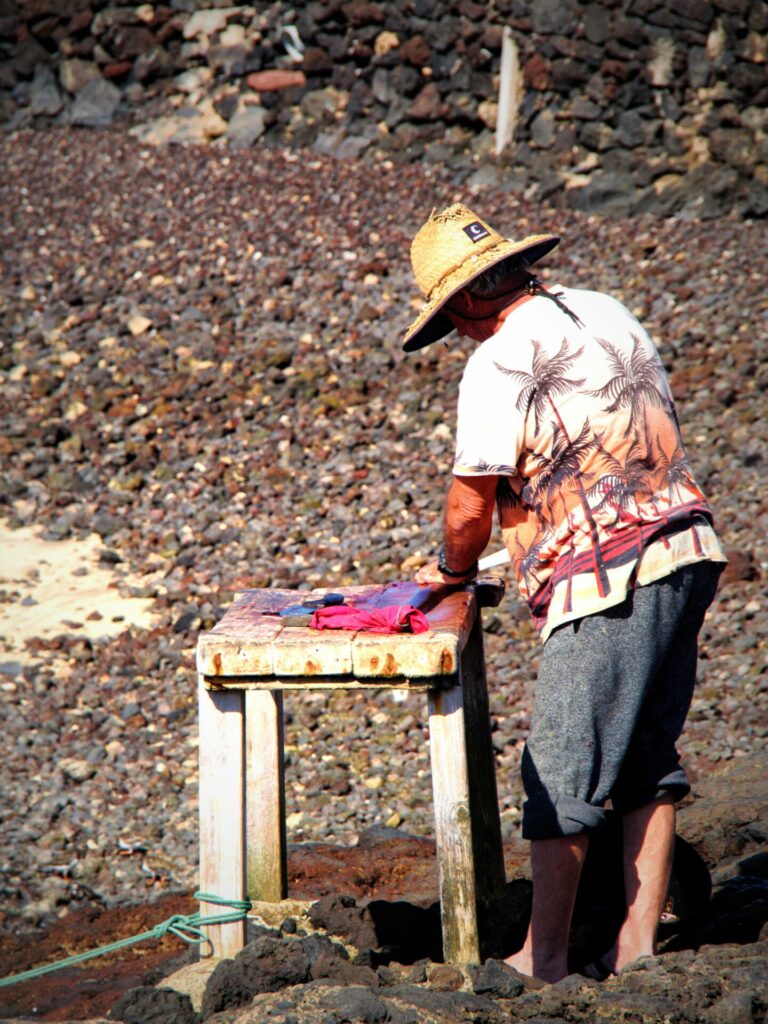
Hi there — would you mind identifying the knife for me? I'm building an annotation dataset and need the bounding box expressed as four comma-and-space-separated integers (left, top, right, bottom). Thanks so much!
478, 548, 511, 571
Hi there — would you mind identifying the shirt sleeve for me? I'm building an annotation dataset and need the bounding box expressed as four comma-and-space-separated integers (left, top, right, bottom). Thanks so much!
453, 352, 528, 477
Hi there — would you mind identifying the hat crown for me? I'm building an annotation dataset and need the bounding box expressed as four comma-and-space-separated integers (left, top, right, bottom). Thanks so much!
411, 203, 503, 299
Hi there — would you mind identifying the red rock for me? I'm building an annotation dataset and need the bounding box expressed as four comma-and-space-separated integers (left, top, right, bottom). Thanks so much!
102, 60, 132, 80
458, 0, 485, 20
341, 0, 385, 26
246, 69, 307, 92
524, 53, 551, 90
400, 34, 431, 66
68, 9, 92, 34
108, 25, 158, 60
407, 81, 448, 122
302, 46, 334, 75
722, 549, 759, 583
601, 58, 631, 81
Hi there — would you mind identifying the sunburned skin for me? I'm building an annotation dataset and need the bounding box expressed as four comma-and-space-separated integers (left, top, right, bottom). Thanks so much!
414, 475, 497, 586
445, 275, 539, 341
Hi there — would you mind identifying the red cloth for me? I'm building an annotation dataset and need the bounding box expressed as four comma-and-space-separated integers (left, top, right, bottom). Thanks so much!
309, 604, 430, 635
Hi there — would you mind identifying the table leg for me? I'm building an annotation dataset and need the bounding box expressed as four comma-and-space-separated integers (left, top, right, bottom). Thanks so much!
245, 689, 287, 902
198, 675, 246, 958
428, 616, 506, 962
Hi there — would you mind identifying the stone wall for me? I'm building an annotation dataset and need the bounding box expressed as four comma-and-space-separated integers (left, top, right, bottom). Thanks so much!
2, 0, 767, 218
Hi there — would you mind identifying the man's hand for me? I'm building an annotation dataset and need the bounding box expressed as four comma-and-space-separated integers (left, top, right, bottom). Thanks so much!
414, 559, 476, 587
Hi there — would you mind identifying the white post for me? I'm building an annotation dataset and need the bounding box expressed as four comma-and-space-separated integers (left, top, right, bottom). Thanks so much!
245, 689, 287, 902
496, 26, 520, 156
198, 677, 247, 958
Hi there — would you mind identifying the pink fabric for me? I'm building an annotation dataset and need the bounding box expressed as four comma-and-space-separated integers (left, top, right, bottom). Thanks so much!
309, 604, 431, 635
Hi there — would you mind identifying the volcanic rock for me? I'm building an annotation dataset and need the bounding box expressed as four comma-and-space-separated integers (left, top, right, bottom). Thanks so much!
70, 76, 121, 126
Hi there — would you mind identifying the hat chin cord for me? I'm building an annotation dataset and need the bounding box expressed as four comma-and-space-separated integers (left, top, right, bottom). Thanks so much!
527, 276, 584, 328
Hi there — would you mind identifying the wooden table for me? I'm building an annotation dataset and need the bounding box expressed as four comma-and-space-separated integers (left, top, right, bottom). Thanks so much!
196, 579, 507, 963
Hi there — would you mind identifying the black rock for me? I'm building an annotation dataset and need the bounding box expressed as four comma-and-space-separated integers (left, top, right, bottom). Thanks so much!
109, 986, 198, 1024
471, 957, 525, 998
318, 985, 389, 1023
201, 936, 312, 1016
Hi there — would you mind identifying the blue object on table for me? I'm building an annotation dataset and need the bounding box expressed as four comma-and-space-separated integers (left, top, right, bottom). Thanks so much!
278, 593, 345, 616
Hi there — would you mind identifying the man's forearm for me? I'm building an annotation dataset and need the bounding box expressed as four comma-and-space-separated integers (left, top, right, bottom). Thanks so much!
441, 474, 498, 573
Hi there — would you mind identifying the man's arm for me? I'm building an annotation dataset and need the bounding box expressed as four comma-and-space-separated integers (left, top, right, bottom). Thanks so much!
415, 474, 498, 585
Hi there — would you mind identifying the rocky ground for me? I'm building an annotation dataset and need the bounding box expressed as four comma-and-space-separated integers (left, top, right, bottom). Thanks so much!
3, 0, 767, 220
0, 127, 767, 1021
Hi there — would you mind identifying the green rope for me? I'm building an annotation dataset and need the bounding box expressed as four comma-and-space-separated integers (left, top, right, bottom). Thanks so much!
0, 891, 251, 990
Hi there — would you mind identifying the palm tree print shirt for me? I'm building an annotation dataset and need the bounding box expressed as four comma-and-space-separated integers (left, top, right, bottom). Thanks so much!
453, 287, 726, 641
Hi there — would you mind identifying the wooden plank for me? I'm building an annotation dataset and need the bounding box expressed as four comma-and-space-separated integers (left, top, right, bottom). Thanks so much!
204, 674, 435, 691
227, 589, 301, 614
245, 690, 287, 902
456, 617, 507, 953
428, 679, 481, 963
271, 626, 354, 676
197, 626, 279, 678
199, 584, 482, 682
197, 590, 290, 677
427, 616, 506, 963
199, 586, 379, 677
350, 586, 475, 678
198, 675, 246, 958
351, 632, 460, 678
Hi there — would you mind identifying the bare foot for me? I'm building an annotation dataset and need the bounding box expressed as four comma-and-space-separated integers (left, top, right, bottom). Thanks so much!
503, 950, 532, 977
610, 929, 657, 973
504, 950, 568, 984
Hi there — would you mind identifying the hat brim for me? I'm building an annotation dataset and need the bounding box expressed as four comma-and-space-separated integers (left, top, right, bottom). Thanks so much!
402, 234, 560, 352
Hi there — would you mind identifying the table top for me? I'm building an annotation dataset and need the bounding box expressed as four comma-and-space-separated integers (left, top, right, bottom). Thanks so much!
197, 579, 503, 686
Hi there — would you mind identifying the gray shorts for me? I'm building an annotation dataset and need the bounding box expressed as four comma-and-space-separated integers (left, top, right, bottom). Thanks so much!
521, 560, 723, 840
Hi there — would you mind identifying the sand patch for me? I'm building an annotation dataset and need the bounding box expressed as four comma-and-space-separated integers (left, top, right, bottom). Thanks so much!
0, 521, 158, 656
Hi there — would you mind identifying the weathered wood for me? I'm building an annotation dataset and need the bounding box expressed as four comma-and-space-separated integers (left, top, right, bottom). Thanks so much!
271, 626, 354, 676
351, 632, 459, 679
427, 617, 506, 963
205, 674, 446, 692
197, 580, 505, 963
457, 616, 507, 952
198, 584, 480, 681
245, 690, 287, 902
198, 675, 246, 958
197, 629, 278, 678
348, 587, 476, 678
428, 679, 481, 963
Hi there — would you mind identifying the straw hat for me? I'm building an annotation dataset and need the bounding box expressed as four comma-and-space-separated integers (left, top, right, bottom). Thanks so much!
402, 203, 560, 351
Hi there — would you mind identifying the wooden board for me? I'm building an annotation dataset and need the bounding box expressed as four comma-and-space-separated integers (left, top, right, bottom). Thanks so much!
271, 626, 354, 676
197, 583, 486, 682
245, 690, 287, 902
198, 676, 246, 958
428, 679, 479, 962
427, 617, 506, 963
205, 675, 438, 691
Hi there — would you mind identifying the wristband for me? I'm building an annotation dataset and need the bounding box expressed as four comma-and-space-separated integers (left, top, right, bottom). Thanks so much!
437, 549, 478, 579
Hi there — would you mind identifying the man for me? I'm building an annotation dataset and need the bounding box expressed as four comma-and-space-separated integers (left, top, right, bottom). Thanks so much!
406, 204, 726, 983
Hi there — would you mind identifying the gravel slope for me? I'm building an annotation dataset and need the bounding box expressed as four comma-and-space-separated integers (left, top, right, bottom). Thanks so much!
0, 128, 766, 933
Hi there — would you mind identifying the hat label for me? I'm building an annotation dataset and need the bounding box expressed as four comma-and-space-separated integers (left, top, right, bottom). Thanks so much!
463, 221, 490, 243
